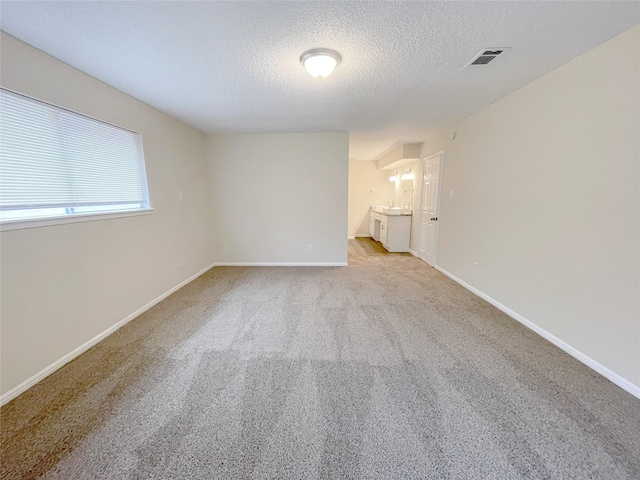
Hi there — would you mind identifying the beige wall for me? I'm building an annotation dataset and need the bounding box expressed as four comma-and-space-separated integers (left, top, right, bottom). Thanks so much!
412, 25, 640, 388
348, 159, 389, 237
207, 133, 349, 264
0, 33, 214, 396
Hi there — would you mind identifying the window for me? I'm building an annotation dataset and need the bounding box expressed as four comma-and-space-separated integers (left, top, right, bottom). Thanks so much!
0, 88, 150, 227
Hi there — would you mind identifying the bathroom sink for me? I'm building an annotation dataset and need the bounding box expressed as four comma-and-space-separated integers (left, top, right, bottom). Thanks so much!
382, 207, 412, 215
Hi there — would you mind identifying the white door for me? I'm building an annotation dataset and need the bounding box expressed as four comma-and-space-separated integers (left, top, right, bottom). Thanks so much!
418, 153, 442, 266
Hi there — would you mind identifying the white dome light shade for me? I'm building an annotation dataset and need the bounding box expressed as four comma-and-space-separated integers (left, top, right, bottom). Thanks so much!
300, 49, 342, 78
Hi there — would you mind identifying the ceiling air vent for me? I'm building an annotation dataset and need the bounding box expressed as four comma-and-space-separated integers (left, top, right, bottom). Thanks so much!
462, 48, 509, 70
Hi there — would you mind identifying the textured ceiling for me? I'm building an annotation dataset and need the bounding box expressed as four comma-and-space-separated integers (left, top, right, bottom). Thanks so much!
1, 1, 638, 160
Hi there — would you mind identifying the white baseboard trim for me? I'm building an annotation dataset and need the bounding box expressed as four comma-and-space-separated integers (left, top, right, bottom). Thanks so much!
408, 248, 418, 257
348, 236, 355, 240
214, 262, 348, 267
0, 262, 217, 407
354, 234, 372, 238
434, 265, 640, 400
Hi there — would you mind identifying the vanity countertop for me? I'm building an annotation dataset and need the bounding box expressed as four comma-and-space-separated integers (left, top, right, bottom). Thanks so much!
370, 205, 412, 216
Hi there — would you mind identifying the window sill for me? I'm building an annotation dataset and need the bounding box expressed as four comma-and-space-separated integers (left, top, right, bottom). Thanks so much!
0, 208, 154, 232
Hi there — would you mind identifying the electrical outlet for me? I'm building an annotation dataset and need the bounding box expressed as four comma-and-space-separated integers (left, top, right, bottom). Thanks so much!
473, 262, 478, 272
307, 244, 313, 252
178, 191, 184, 201
181, 257, 187, 266
450, 189, 454, 199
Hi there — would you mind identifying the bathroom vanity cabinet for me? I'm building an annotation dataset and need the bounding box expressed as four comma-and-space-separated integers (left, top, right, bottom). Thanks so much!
380, 214, 411, 252
369, 206, 411, 252
369, 211, 381, 241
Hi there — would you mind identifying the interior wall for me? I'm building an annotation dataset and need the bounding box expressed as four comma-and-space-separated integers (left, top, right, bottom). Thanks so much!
348, 159, 389, 237
207, 133, 349, 264
412, 25, 640, 388
0, 33, 214, 396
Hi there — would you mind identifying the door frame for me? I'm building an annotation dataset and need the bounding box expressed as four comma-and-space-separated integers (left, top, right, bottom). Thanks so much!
418, 151, 444, 266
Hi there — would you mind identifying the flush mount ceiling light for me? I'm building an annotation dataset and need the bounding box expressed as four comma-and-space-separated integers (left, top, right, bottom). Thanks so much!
300, 48, 342, 78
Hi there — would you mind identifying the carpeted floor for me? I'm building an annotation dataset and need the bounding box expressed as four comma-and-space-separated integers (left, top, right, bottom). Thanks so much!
2, 238, 639, 479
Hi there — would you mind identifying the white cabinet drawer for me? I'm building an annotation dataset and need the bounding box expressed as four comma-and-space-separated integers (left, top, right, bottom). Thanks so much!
374, 212, 381, 221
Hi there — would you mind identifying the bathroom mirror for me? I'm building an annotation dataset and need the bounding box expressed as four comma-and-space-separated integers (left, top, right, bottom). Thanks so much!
400, 170, 414, 208
387, 172, 397, 206
386, 170, 414, 207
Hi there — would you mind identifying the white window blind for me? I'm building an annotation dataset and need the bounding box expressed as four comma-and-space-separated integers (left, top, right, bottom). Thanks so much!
0, 88, 150, 223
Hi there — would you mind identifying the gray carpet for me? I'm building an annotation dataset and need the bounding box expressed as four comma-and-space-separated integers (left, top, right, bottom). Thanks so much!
2, 238, 639, 479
